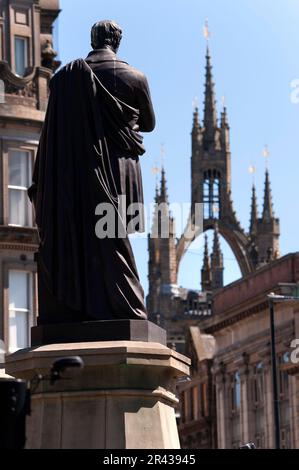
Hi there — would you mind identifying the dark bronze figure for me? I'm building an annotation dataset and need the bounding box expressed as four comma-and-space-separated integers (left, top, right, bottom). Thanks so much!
28, 20, 155, 324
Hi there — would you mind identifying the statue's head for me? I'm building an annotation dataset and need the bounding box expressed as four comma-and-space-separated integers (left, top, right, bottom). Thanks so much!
91, 20, 122, 53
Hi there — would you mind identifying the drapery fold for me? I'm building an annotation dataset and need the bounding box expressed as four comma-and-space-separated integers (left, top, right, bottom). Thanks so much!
29, 59, 147, 322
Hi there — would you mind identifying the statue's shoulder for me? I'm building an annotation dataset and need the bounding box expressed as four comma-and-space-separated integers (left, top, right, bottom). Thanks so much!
56, 59, 87, 75
130, 67, 150, 91
121, 62, 148, 85
49, 59, 88, 88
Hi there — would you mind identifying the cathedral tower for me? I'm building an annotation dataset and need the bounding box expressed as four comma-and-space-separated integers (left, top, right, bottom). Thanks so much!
147, 167, 177, 325
177, 43, 280, 275
147, 34, 280, 351
256, 169, 280, 262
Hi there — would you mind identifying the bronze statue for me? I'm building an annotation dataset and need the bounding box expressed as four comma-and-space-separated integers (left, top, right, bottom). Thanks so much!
28, 20, 155, 324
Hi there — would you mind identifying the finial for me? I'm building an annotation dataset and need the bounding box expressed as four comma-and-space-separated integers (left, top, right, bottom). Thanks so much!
249, 183, 258, 235
211, 222, 224, 277
201, 233, 211, 292
192, 97, 200, 131
203, 18, 211, 43
203, 233, 209, 261
262, 145, 270, 170
248, 164, 257, 184
221, 96, 229, 129
151, 163, 160, 176
155, 181, 159, 201
160, 165, 168, 203
192, 96, 199, 110
203, 32, 217, 135
262, 167, 274, 221
151, 158, 161, 188
221, 95, 226, 110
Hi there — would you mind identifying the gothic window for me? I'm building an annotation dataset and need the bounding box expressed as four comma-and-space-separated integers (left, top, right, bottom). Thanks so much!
14, 36, 28, 76
8, 270, 33, 352
203, 170, 220, 219
8, 149, 33, 227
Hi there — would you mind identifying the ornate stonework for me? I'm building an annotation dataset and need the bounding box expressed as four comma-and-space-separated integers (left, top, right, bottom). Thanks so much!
0, 0, 60, 352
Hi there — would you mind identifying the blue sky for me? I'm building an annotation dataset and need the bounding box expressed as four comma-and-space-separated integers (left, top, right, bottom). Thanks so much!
58, 0, 299, 295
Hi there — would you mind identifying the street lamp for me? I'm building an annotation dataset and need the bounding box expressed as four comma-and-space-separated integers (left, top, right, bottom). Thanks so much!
267, 293, 299, 450
0, 356, 84, 449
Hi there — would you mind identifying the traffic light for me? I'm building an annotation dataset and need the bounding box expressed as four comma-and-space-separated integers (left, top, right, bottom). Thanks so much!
0, 378, 30, 449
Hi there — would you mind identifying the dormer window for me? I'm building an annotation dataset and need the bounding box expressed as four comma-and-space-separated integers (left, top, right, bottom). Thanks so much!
203, 170, 221, 220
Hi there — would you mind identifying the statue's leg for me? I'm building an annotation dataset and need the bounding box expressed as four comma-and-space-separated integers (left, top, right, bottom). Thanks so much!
37, 256, 83, 325
93, 233, 147, 321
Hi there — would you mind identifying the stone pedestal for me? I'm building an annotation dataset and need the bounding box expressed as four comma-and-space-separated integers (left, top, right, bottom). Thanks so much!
5, 341, 190, 449
31, 319, 167, 347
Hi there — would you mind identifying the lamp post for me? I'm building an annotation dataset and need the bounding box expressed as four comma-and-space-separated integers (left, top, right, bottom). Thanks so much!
0, 356, 84, 449
267, 293, 299, 450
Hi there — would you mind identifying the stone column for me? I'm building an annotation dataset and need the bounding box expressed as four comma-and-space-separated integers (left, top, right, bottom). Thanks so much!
264, 359, 274, 448
240, 365, 250, 444
233, 353, 250, 445
292, 309, 299, 448
6, 340, 190, 449
294, 376, 299, 449
213, 362, 227, 449
289, 375, 299, 448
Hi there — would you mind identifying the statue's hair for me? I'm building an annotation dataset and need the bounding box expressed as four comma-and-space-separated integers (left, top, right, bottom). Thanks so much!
91, 20, 122, 52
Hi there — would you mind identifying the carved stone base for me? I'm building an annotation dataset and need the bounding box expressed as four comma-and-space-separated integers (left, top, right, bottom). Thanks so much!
6, 341, 190, 449
31, 320, 167, 346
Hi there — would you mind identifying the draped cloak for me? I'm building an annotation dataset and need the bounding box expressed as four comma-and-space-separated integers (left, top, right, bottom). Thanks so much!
28, 59, 149, 322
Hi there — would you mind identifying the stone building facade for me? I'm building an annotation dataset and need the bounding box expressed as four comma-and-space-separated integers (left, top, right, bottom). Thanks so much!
178, 253, 299, 449
1, 5, 296, 449
147, 35, 298, 449
0, 0, 60, 357
178, 326, 217, 449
